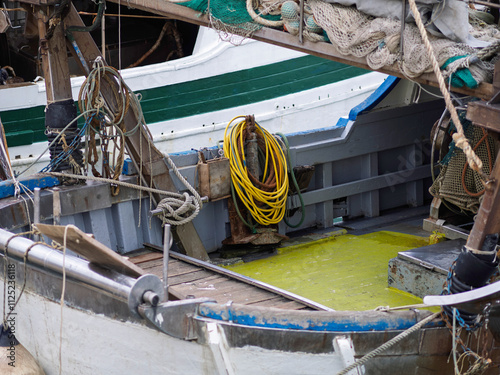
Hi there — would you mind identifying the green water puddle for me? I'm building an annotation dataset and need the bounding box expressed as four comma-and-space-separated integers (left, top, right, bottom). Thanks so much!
224, 230, 431, 311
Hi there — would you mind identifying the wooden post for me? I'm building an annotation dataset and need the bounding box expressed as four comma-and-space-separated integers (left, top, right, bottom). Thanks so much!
36, 7, 72, 102
63, 5, 209, 260
465, 149, 500, 250
465, 60, 500, 251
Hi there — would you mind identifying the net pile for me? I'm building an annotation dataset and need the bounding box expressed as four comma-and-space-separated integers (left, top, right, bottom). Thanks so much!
177, 0, 282, 40
429, 112, 498, 213
175, 0, 500, 88
306, 0, 497, 86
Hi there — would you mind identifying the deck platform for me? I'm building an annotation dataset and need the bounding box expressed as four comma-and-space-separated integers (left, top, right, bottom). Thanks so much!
129, 249, 329, 311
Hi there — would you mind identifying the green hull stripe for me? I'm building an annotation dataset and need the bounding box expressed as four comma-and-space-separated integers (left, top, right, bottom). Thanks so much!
1, 55, 367, 147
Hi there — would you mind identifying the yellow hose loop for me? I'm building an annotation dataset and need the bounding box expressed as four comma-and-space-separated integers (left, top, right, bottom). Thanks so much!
223, 116, 289, 226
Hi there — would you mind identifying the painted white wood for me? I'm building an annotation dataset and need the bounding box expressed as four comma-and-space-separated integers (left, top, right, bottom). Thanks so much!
3, 25, 386, 176
0, 283, 350, 375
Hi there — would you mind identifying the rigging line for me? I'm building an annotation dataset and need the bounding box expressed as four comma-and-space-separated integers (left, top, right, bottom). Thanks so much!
58, 225, 69, 375
407, 0, 486, 181
118, 0, 122, 74
336, 312, 441, 375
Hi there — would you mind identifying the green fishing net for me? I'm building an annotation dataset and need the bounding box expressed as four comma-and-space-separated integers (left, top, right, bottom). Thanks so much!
430, 110, 498, 213
176, 0, 281, 33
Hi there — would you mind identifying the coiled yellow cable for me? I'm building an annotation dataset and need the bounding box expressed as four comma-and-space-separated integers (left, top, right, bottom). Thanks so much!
223, 116, 289, 226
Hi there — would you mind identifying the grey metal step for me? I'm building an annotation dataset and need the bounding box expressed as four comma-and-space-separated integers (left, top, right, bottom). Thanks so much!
388, 239, 465, 298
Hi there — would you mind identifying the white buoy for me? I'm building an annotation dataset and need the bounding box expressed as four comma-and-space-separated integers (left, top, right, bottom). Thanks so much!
0, 324, 45, 374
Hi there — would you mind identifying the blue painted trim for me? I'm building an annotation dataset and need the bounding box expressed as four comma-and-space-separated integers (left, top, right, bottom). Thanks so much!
198, 304, 440, 332
334, 117, 350, 129
347, 76, 400, 121
122, 77, 399, 168
0, 176, 60, 199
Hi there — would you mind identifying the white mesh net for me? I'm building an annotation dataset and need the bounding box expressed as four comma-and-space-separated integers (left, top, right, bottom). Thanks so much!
277, 0, 500, 86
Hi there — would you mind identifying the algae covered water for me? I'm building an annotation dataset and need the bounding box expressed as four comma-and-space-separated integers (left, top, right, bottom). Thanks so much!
224, 230, 430, 311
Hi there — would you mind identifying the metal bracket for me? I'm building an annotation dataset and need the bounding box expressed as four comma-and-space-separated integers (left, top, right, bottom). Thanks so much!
139, 298, 216, 340
128, 274, 164, 318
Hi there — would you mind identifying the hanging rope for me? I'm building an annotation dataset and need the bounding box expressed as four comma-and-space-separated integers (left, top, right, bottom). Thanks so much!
78, 58, 142, 195
223, 116, 288, 226
407, 0, 486, 182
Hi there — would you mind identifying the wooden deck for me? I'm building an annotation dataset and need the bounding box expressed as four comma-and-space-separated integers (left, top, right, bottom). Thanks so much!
129, 250, 329, 311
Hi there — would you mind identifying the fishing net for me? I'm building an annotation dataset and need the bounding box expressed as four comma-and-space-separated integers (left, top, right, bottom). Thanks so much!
176, 0, 282, 40
174, 0, 500, 88
429, 112, 498, 214
307, 0, 496, 83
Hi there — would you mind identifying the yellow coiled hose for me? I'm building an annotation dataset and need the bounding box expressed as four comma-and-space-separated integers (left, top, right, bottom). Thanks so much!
223, 116, 288, 226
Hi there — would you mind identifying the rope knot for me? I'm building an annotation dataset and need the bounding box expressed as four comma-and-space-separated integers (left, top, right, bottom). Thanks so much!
452, 132, 483, 172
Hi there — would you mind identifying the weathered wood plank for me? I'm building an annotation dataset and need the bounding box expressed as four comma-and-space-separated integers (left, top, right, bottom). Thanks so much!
466, 151, 500, 250
168, 269, 214, 285
128, 252, 163, 264
37, 9, 73, 102
35, 223, 145, 277
137, 259, 164, 270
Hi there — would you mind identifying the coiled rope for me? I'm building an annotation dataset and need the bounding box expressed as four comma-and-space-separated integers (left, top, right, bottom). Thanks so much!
44, 160, 203, 226
223, 116, 288, 227
78, 58, 143, 195
246, 0, 284, 27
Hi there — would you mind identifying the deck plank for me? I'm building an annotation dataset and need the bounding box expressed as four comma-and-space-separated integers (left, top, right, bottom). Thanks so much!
169, 269, 214, 285
128, 251, 318, 310
129, 252, 163, 264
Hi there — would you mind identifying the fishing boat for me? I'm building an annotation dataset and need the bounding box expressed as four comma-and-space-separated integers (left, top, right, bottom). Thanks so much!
0, 0, 384, 176
1, 0, 500, 374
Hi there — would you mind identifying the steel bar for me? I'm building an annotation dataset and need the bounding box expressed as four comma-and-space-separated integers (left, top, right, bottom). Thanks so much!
0, 228, 134, 300
163, 224, 171, 302
33, 187, 40, 241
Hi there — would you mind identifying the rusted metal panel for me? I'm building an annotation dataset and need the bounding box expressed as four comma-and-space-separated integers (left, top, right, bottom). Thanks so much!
197, 157, 230, 201
388, 239, 463, 298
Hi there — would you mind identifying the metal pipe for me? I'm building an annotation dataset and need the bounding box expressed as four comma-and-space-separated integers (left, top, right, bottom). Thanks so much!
33, 188, 41, 241
0, 228, 134, 300
163, 224, 171, 302
142, 290, 160, 306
